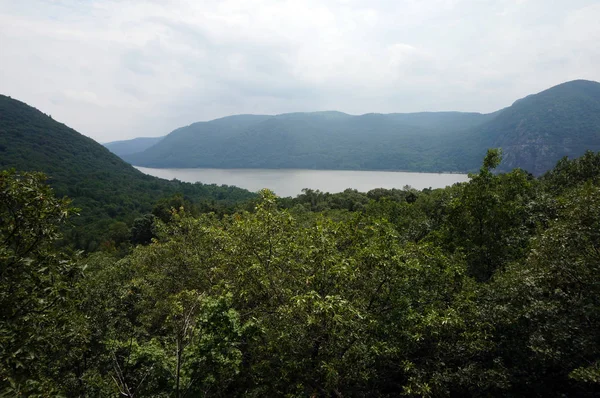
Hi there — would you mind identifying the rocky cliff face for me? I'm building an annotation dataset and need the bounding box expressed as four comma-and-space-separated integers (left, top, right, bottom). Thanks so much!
478, 80, 600, 175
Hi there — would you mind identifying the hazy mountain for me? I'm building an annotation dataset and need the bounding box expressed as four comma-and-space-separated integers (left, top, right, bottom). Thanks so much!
123, 111, 492, 172
104, 136, 164, 157
0, 94, 255, 249
122, 80, 600, 175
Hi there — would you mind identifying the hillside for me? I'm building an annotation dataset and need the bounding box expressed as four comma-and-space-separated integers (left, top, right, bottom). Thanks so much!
0, 95, 255, 250
103, 136, 164, 156
481, 80, 600, 174
124, 111, 492, 172
122, 80, 600, 175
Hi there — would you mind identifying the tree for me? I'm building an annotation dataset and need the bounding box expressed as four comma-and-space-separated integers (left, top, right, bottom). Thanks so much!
131, 213, 157, 245
0, 170, 84, 395
440, 149, 537, 281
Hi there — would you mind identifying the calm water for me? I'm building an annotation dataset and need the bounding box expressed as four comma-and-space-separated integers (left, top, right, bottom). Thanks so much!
136, 167, 469, 197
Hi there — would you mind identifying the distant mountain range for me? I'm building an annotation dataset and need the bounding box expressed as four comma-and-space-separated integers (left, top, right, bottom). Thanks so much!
110, 80, 600, 175
104, 136, 164, 157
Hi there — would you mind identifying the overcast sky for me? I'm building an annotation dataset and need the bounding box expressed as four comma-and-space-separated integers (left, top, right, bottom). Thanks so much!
1, 0, 599, 142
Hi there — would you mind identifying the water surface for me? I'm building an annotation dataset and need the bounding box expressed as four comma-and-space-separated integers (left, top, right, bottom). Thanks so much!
136, 167, 469, 197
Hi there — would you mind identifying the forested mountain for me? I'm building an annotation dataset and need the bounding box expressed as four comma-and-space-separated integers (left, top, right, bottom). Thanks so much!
0, 95, 255, 250
123, 110, 491, 171
103, 136, 164, 157
480, 79, 600, 174
123, 80, 600, 175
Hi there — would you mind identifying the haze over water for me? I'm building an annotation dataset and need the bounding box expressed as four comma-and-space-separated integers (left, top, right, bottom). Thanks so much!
136, 167, 469, 197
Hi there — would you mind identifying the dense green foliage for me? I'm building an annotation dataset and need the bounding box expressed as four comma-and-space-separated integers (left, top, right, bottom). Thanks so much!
103, 136, 164, 157
123, 80, 600, 176
0, 170, 84, 395
0, 95, 256, 250
3, 149, 600, 396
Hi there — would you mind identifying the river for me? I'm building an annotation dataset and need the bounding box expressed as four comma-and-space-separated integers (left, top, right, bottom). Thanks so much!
136, 167, 469, 197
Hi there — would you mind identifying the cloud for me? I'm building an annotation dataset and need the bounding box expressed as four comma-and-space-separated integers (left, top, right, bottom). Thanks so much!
0, 0, 598, 142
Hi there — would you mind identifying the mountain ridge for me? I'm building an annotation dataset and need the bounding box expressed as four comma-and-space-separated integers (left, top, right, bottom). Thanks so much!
104, 136, 165, 157
117, 80, 600, 175
123, 110, 493, 171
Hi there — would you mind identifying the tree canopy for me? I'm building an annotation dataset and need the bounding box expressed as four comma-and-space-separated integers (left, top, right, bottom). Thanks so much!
2, 150, 600, 396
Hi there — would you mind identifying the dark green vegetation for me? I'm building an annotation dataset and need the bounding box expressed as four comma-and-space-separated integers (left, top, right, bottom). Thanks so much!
103, 136, 164, 157
3, 148, 600, 396
123, 80, 600, 175
0, 95, 255, 251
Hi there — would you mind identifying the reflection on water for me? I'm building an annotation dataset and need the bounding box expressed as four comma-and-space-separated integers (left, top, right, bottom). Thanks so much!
136, 167, 469, 197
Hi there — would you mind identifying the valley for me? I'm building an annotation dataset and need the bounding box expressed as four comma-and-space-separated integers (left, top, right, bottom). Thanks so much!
2, 82, 600, 397
3, 1, 600, 395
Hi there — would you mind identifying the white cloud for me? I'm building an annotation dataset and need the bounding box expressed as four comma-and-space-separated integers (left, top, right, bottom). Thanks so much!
0, 0, 598, 142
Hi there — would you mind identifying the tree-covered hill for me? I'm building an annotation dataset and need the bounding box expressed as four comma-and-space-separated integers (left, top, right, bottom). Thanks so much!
121, 80, 600, 175
103, 136, 164, 157
124, 110, 492, 171
0, 94, 255, 250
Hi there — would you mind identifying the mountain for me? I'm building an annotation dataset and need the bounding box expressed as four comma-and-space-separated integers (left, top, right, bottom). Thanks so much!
476, 79, 600, 174
104, 136, 164, 157
122, 80, 600, 175
0, 94, 255, 250
124, 111, 493, 172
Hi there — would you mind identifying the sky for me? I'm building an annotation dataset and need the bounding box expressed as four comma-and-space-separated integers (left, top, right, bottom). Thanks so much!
1, 0, 599, 143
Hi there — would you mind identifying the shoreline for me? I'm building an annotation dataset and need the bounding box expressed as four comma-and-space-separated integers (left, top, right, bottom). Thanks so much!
134, 165, 471, 175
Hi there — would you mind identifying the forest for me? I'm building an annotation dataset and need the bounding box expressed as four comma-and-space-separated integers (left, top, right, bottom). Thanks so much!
2, 148, 599, 397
